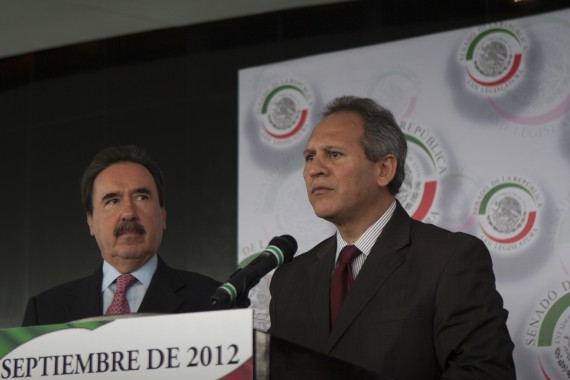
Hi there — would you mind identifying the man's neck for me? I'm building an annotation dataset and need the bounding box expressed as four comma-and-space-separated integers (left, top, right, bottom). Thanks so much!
336, 196, 395, 243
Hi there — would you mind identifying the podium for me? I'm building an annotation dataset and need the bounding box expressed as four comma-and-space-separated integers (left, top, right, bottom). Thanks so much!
1, 310, 389, 379
255, 330, 390, 380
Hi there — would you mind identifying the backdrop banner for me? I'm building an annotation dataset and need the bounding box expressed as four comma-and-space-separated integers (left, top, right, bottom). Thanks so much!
238, 7, 570, 379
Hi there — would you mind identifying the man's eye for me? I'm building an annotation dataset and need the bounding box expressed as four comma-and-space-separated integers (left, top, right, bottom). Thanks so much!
329, 151, 340, 158
304, 154, 314, 162
135, 194, 149, 201
105, 198, 119, 205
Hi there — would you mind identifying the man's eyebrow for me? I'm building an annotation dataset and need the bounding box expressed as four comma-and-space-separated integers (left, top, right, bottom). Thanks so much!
133, 187, 152, 195
99, 188, 152, 202
101, 192, 119, 203
303, 145, 342, 156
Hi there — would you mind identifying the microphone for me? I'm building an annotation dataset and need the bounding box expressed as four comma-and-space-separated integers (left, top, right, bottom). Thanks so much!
211, 235, 297, 307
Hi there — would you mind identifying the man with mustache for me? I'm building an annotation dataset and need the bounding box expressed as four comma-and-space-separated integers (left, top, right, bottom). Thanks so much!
269, 96, 516, 379
22, 145, 222, 326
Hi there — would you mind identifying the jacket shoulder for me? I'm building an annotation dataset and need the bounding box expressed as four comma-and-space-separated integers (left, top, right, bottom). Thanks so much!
410, 219, 487, 249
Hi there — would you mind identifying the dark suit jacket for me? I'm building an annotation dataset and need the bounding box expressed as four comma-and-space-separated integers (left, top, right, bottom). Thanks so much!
22, 256, 222, 326
269, 202, 516, 380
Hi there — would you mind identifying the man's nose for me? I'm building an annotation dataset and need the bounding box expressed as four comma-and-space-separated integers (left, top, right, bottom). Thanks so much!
306, 155, 328, 177
120, 199, 138, 221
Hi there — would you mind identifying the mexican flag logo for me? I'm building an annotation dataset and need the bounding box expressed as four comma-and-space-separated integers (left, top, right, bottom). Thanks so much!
460, 21, 527, 95
525, 281, 570, 380
255, 79, 313, 146
474, 176, 542, 252
397, 121, 447, 223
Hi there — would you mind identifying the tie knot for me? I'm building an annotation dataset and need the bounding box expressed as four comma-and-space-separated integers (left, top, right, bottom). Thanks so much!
338, 245, 361, 265
115, 274, 137, 294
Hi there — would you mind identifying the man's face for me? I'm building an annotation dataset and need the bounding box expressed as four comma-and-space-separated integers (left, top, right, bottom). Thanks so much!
87, 162, 166, 273
303, 111, 386, 229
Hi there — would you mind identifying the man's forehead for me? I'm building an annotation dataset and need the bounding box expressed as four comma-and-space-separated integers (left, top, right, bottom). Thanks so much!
93, 162, 156, 193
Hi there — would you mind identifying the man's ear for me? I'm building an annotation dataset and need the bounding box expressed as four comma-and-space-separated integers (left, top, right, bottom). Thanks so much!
86, 214, 95, 236
162, 207, 167, 230
376, 154, 397, 188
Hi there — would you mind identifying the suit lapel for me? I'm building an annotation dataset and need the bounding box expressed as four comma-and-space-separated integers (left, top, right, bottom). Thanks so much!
308, 237, 337, 345
326, 203, 411, 352
66, 257, 184, 320
67, 268, 103, 321
138, 256, 184, 314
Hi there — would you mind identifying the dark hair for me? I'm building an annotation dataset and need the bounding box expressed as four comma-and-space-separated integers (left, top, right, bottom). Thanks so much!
81, 145, 165, 214
322, 96, 407, 195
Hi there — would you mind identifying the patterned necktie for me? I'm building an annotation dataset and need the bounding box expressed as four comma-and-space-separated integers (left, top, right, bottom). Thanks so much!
105, 274, 137, 315
329, 245, 361, 328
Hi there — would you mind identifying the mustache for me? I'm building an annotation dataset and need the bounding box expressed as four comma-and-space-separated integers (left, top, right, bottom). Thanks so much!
114, 220, 146, 237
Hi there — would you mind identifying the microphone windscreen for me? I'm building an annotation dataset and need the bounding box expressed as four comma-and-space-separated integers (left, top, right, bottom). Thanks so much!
275, 234, 297, 262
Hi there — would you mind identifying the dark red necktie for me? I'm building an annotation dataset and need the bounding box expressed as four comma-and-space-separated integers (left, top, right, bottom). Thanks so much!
105, 274, 137, 315
329, 245, 361, 328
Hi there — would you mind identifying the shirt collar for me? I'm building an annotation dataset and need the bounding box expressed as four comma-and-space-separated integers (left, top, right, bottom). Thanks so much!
336, 199, 397, 258
101, 254, 158, 291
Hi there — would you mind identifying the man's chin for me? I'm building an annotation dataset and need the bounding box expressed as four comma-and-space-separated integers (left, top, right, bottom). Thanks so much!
108, 252, 154, 272
113, 251, 151, 260
110, 244, 153, 260
312, 206, 336, 220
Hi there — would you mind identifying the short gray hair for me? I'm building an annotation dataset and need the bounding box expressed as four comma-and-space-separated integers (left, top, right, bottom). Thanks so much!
322, 96, 407, 195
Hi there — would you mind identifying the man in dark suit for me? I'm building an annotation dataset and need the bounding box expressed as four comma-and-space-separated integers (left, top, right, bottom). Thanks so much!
23, 145, 221, 326
269, 96, 516, 379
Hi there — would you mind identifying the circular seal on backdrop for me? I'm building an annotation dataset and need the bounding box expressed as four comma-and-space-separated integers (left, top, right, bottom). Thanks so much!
247, 275, 273, 332
255, 79, 313, 146
460, 21, 528, 95
397, 121, 448, 223
258, 160, 334, 247
524, 281, 570, 379
368, 68, 421, 121
474, 176, 542, 253
436, 172, 480, 232
486, 16, 570, 133
397, 156, 425, 216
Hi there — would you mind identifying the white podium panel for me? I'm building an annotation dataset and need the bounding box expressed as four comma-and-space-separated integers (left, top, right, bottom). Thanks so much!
0, 309, 253, 380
